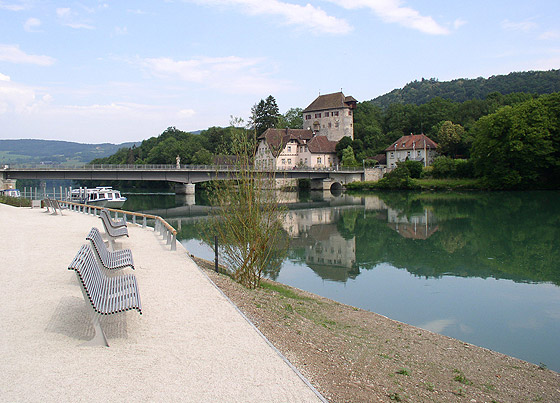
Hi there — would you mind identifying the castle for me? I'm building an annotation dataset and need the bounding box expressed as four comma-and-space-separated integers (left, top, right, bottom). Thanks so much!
255, 92, 356, 170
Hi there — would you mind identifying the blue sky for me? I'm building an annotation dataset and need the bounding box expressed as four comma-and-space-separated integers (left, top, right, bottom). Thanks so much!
1, 0, 559, 143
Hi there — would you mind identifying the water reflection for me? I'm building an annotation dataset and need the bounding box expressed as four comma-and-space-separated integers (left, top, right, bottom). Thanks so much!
124, 189, 560, 371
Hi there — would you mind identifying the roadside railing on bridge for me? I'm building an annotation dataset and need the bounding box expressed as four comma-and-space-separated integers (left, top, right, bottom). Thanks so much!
59, 200, 178, 251
2, 163, 365, 172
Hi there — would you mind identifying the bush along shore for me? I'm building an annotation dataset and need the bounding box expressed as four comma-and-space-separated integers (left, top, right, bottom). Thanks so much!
193, 257, 559, 403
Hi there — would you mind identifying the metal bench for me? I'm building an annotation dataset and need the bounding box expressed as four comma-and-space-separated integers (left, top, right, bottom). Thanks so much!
86, 227, 135, 270
68, 244, 142, 346
101, 208, 126, 228
99, 209, 129, 239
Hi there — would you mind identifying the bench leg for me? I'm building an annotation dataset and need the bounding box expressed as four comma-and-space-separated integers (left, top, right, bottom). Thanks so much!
77, 281, 109, 347
82, 313, 109, 347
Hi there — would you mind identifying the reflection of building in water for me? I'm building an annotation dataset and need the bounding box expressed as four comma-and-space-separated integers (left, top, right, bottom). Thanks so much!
284, 208, 358, 282
386, 208, 438, 239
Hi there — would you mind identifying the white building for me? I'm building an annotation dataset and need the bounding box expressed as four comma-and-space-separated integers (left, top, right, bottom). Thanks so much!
385, 134, 438, 168
255, 91, 356, 169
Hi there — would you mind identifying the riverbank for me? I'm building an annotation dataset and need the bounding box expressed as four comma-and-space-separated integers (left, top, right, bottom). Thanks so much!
194, 257, 560, 403
346, 178, 485, 191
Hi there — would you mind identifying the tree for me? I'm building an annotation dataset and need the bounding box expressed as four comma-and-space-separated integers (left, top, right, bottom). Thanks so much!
341, 146, 359, 167
250, 95, 280, 136
277, 107, 303, 129
204, 119, 288, 289
471, 97, 556, 188
437, 121, 465, 157
335, 137, 353, 161
191, 148, 213, 165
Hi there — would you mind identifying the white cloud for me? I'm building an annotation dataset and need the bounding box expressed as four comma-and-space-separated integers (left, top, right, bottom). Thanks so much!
501, 19, 538, 33
0, 1, 28, 11
0, 72, 10, 81
190, 0, 352, 35
24, 17, 41, 32
56, 7, 95, 29
0, 44, 55, 66
141, 55, 292, 94
453, 18, 467, 30
327, 0, 449, 35
540, 30, 560, 40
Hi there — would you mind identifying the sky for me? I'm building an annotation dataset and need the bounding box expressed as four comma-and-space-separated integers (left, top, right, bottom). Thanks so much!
1, 0, 559, 144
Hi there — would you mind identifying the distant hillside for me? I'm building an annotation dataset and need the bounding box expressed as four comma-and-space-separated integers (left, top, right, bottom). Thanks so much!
370, 69, 560, 108
0, 139, 139, 165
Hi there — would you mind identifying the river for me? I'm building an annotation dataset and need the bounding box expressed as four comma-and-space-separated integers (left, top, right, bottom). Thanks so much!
122, 189, 560, 372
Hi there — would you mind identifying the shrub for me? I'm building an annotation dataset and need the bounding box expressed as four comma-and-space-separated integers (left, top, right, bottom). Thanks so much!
376, 165, 417, 189
432, 156, 456, 178
401, 160, 423, 179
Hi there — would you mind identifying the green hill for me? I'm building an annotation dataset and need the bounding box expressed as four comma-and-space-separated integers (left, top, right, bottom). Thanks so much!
0, 139, 139, 165
370, 70, 560, 108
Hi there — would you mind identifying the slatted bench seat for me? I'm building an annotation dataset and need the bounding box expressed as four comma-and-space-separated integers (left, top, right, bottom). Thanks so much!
99, 209, 129, 239
68, 244, 141, 346
86, 227, 135, 270
101, 208, 126, 228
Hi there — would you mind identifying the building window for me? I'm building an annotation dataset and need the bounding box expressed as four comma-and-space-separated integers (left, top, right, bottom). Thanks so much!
390, 152, 394, 158
288, 158, 291, 164
328, 122, 332, 128
417, 150, 421, 156
407, 151, 411, 156
334, 111, 339, 116
317, 157, 322, 164
287, 146, 291, 152
348, 110, 352, 116
282, 159, 286, 165
315, 113, 321, 118
335, 121, 339, 128
324, 112, 329, 117
305, 114, 311, 120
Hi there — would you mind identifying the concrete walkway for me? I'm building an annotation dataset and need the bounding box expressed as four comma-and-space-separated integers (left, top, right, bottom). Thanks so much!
0, 204, 323, 402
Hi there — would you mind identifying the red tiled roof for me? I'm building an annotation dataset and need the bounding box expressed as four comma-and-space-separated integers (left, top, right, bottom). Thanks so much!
385, 134, 438, 152
303, 92, 356, 113
308, 135, 337, 154
258, 128, 313, 157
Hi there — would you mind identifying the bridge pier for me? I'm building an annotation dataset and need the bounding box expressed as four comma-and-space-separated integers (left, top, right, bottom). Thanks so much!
310, 178, 336, 191
175, 183, 195, 195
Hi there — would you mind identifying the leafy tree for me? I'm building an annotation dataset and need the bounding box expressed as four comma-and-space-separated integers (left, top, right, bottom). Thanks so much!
250, 95, 280, 136
471, 97, 556, 188
277, 107, 303, 129
191, 148, 213, 165
375, 165, 416, 189
437, 121, 465, 157
341, 146, 359, 167
335, 137, 353, 161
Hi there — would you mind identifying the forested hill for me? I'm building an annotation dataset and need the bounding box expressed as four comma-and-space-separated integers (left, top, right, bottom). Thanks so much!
370, 69, 560, 108
0, 139, 139, 164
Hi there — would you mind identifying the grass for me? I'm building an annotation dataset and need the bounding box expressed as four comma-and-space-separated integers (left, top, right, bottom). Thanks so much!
261, 281, 310, 301
347, 177, 485, 191
396, 368, 410, 376
453, 369, 473, 385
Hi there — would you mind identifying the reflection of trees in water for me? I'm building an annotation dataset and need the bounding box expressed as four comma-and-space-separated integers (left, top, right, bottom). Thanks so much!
357, 191, 560, 285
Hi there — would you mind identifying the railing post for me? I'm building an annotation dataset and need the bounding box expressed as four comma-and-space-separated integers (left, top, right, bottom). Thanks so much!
142, 216, 146, 228
171, 234, 176, 251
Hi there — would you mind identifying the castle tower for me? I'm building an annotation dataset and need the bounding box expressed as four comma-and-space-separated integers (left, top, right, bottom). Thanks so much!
302, 91, 357, 142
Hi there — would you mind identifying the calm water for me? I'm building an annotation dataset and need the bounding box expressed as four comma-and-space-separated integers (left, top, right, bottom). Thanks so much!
123, 190, 560, 372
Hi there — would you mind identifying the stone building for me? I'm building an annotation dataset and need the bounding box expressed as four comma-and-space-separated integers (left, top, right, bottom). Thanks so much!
255, 91, 356, 169
302, 92, 357, 142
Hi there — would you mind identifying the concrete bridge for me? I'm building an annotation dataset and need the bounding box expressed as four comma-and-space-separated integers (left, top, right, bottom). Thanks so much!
1, 164, 375, 194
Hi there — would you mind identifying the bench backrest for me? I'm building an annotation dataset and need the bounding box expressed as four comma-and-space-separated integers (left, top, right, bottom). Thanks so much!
68, 244, 141, 315
101, 209, 127, 228
86, 227, 134, 270
99, 212, 129, 238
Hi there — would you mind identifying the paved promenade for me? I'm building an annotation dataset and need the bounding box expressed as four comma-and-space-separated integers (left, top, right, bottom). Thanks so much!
0, 204, 323, 402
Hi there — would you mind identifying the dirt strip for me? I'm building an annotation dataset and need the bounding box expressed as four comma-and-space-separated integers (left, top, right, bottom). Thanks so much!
193, 257, 560, 403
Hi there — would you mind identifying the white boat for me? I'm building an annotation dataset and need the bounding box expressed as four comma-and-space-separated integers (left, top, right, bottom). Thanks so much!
1, 189, 21, 198
69, 187, 127, 208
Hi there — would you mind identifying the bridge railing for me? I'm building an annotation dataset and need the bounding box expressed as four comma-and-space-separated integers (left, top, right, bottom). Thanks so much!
2, 163, 365, 172
59, 200, 178, 251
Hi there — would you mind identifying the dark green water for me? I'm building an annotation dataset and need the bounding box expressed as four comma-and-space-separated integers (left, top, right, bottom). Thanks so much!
123, 190, 560, 372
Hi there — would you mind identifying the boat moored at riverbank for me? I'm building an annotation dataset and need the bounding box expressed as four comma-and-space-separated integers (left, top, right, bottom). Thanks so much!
69, 186, 127, 208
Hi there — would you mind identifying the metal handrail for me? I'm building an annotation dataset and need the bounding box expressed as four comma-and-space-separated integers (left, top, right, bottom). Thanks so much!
2, 163, 366, 172
59, 200, 178, 251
